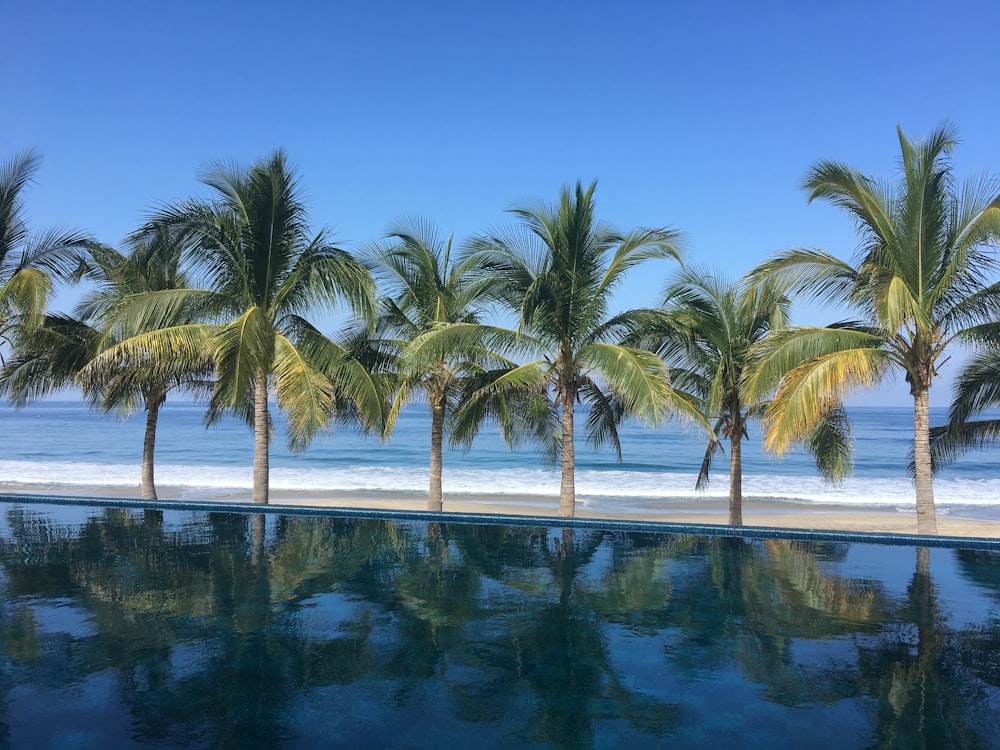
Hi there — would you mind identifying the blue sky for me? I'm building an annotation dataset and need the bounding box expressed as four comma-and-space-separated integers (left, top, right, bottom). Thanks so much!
6, 0, 1000, 407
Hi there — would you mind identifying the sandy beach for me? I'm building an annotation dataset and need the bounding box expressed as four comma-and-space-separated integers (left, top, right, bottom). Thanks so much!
3, 482, 1000, 540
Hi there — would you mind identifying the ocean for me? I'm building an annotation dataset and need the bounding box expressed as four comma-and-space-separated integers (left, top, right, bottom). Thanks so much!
3, 399, 1000, 518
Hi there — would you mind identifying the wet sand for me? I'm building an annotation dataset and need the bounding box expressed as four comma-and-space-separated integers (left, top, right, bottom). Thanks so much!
3, 481, 1000, 539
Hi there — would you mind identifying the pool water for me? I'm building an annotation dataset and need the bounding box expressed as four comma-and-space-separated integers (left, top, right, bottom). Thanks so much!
1, 499, 999, 749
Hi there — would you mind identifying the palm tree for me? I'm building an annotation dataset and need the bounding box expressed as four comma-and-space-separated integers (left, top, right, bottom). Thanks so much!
748, 124, 1000, 534
653, 266, 851, 525
78, 231, 216, 499
0, 149, 90, 355
364, 218, 531, 512
0, 228, 214, 500
464, 181, 683, 517
118, 150, 383, 504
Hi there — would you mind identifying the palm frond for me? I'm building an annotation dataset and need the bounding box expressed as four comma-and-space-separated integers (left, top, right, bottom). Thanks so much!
79, 324, 218, 395
579, 374, 624, 460
292, 323, 391, 435
0, 267, 50, 331
83, 287, 220, 345
272, 334, 335, 451
589, 307, 674, 347
276, 239, 376, 324
401, 322, 530, 371
596, 226, 685, 297
450, 363, 557, 460
1, 150, 92, 285
744, 324, 885, 402
212, 307, 274, 406
804, 402, 853, 482
945, 345, 1000, 428
695, 420, 726, 490
0, 151, 40, 263
0, 314, 98, 405
577, 342, 671, 425
749, 248, 860, 305
763, 346, 889, 456
929, 419, 1000, 472
802, 160, 898, 256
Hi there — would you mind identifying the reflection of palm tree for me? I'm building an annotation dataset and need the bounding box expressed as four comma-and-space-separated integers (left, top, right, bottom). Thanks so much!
955, 548, 1000, 704
470, 526, 682, 747
858, 548, 988, 749
0, 507, 383, 746
662, 536, 890, 710
5, 507, 999, 745
370, 522, 487, 700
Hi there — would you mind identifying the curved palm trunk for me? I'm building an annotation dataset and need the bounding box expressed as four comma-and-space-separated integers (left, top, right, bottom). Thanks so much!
428, 397, 445, 512
559, 387, 576, 517
912, 387, 937, 534
253, 375, 270, 505
729, 431, 743, 526
140, 395, 164, 501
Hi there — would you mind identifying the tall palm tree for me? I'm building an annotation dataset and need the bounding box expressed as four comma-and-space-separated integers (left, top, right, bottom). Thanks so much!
116, 150, 383, 504
464, 181, 683, 517
652, 266, 851, 526
0, 228, 214, 500
365, 218, 532, 512
748, 124, 1000, 534
0, 149, 90, 354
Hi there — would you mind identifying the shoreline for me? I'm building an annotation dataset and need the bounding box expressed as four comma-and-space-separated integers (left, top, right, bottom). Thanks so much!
3, 482, 1000, 540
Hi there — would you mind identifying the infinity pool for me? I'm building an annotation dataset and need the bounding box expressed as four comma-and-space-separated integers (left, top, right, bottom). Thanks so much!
1, 498, 998, 748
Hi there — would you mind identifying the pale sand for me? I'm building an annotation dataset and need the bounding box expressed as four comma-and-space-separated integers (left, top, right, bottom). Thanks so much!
3, 481, 1000, 539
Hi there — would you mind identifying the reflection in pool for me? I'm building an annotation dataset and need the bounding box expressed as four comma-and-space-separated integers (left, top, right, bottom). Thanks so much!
1, 499, 999, 749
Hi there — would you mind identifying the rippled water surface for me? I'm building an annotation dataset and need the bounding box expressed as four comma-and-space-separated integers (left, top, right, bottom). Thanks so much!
1, 500, 999, 748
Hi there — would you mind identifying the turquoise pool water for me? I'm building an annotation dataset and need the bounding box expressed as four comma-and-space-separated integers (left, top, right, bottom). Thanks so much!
1, 498, 999, 748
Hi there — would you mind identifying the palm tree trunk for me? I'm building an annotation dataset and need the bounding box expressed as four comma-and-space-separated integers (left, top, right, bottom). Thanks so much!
559, 387, 576, 517
428, 397, 445, 512
253, 375, 270, 505
912, 386, 937, 534
141, 396, 162, 501
729, 430, 743, 526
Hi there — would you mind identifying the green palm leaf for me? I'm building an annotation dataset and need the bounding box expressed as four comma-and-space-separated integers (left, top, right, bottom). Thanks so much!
213, 306, 274, 407
273, 334, 335, 452
578, 342, 671, 423
764, 346, 888, 456
0, 149, 91, 340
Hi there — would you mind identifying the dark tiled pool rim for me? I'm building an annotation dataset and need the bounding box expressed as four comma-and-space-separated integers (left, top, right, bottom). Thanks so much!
3, 492, 999, 550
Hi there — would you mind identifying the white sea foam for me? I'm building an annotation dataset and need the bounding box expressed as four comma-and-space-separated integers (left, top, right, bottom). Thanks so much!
3, 459, 999, 510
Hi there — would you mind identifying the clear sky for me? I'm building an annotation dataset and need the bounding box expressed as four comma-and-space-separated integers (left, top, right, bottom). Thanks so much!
5, 0, 1000, 407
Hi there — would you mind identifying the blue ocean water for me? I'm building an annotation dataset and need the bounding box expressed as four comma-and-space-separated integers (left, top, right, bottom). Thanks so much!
2, 399, 1000, 516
